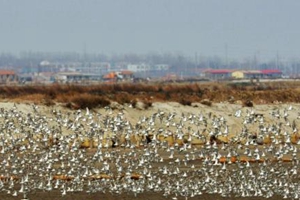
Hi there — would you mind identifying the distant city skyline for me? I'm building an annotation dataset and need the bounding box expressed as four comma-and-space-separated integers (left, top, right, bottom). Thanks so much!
1, 0, 300, 62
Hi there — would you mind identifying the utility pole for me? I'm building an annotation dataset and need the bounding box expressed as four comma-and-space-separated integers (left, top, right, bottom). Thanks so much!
253, 52, 257, 70
225, 43, 228, 68
276, 51, 279, 69
83, 42, 87, 62
195, 52, 198, 76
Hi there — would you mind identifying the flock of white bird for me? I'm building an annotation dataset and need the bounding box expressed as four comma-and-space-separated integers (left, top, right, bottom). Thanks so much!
0, 102, 299, 200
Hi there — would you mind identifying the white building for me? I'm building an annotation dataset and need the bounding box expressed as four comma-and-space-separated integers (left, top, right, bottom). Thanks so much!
127, 63, 151, 72
153, 64, 169, 71
75, 62, 111, 75
127, 63, 169, 72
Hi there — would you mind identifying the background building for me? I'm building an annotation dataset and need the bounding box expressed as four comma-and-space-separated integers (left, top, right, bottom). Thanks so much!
0, 70, 18, 84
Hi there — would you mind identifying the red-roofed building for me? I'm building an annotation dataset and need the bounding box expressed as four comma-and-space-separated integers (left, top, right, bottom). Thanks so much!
261, 69, 282, 78
0, 70, 18, 84
120, 70, 134, 80
204, 69, 232, 79
243, 70, 264, 79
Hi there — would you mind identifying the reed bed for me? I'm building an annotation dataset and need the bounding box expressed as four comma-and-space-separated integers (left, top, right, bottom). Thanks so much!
3, 81, 300, 109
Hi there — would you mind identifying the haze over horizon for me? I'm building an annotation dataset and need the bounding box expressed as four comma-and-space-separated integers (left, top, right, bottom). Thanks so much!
1, 0, 300, 62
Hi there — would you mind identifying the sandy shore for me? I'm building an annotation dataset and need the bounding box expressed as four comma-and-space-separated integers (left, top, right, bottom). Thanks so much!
0, 101, 299, 200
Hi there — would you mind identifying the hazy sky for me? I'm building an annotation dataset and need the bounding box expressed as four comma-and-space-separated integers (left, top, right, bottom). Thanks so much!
1, 0, 300, 61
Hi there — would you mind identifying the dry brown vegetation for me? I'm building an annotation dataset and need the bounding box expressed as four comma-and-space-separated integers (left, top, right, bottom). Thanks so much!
2, 81, 300, 109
